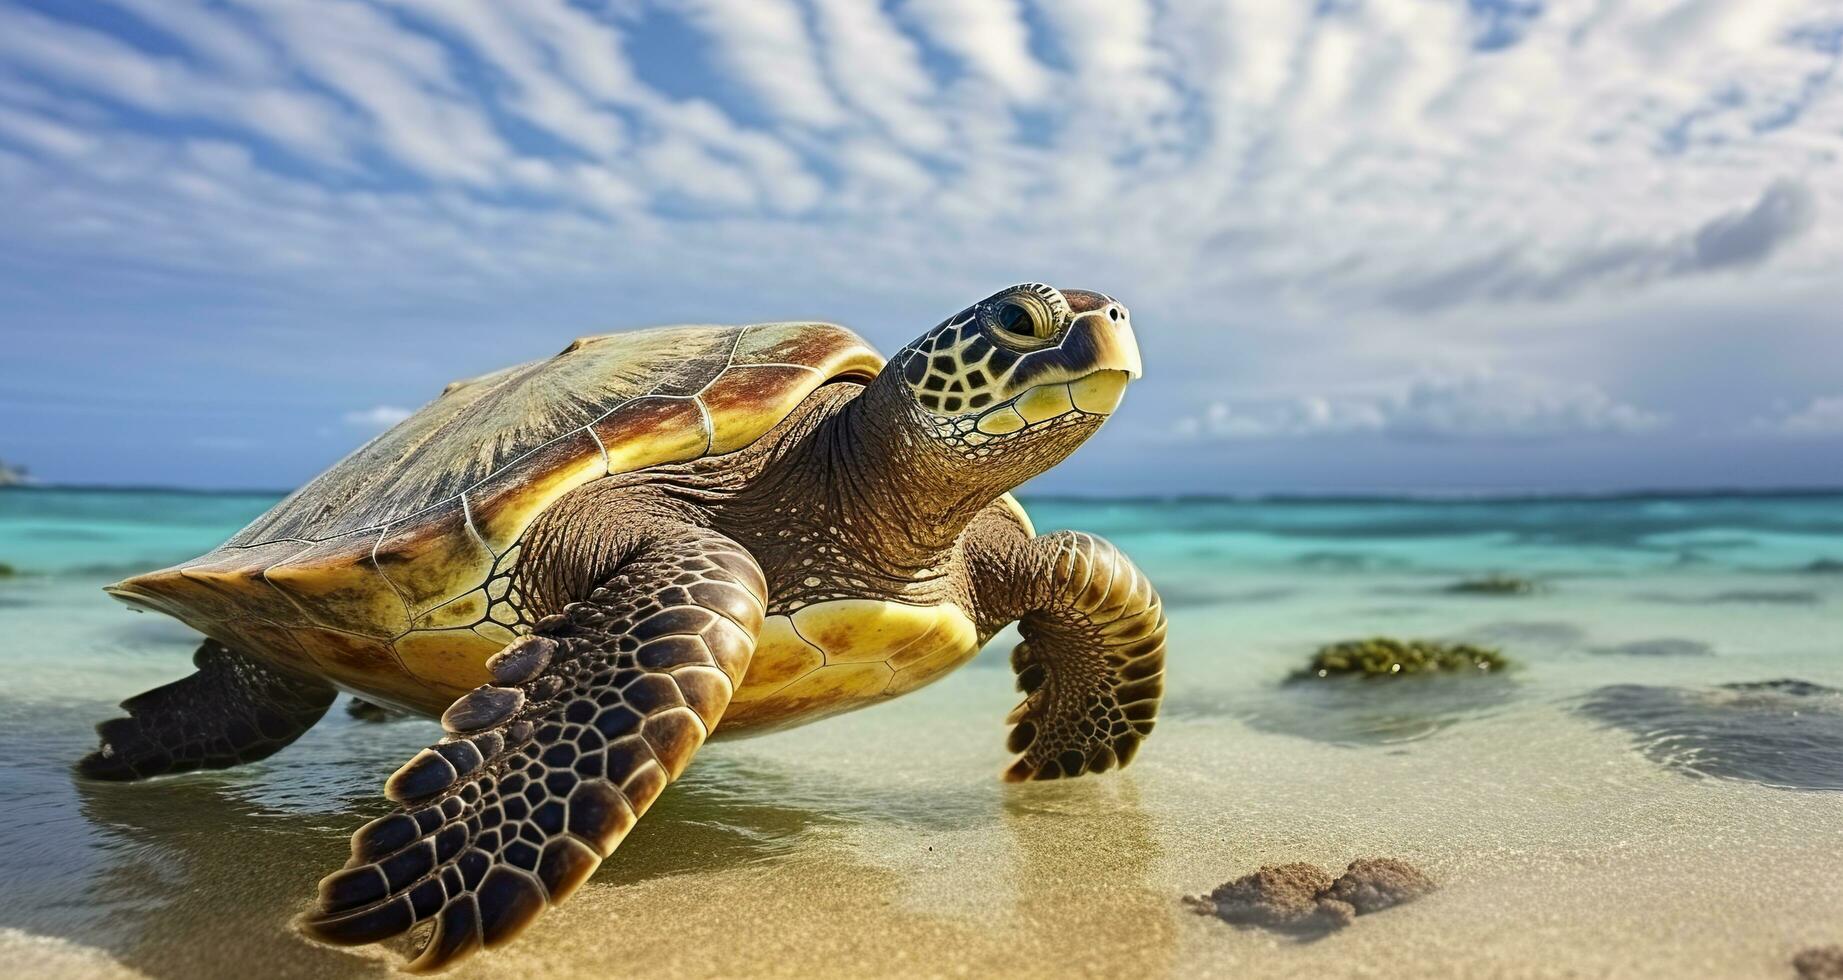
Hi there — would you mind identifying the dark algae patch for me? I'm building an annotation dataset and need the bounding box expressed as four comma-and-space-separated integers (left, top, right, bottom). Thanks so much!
1219, 673, 1519, 745
1218, 638, 1520, 744
1444, 574, 1540, 596
1640, 589, 1822, 606
1292, 550, 1407, 571
1578, 679, 1843, 790
1291, 638, 1513, 679
1457, 620, 1587, 648
1802, 558, 1843, 575
1589, 638, 1715, 657
1796, 946, 1843, 979
1187, 858, 1434, 937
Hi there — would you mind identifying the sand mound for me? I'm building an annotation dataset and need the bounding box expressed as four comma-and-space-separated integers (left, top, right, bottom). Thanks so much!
1795, 945, 1843, 980
1187, 858, 1435, 936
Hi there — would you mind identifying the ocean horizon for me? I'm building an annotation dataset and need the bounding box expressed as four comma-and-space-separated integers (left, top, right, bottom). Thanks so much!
8, 481, 1843, 502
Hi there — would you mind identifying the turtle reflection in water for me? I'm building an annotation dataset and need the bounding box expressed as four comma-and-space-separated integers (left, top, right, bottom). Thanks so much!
80, 284, 1167, 969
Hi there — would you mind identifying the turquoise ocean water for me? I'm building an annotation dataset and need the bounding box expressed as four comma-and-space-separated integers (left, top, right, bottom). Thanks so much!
1, 487, 1840, 977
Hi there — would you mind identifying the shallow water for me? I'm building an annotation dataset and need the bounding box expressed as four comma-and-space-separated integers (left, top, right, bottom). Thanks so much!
1, 487, 1840, 978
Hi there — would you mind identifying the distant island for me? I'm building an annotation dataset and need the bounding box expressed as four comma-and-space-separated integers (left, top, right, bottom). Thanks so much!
0, 459, 30, 486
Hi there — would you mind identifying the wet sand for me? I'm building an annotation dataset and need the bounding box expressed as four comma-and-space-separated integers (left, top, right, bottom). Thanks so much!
3, 491, 1841, 977
12, 659, 1840, 979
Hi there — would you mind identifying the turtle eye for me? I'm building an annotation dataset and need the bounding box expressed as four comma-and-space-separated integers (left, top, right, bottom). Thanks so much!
991, 295, 1055, 346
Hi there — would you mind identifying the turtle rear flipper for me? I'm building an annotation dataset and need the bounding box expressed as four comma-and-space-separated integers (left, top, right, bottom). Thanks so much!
302, 526, 764, 971
79, 639, 337, 781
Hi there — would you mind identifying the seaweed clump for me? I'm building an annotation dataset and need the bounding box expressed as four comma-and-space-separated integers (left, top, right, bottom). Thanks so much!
0, 562, 14, 578
1445, 574, 1540, 596
1186, 858, 1435, 937
1291, 638, 1512, 680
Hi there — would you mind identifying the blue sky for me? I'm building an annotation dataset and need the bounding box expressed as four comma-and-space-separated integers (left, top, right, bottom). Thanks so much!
1, 0, 1840, 495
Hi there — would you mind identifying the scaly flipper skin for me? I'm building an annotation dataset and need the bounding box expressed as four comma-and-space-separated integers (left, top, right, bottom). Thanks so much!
301, 525, 765, 971
974, 526, 1167, 781
78, 639, 337, 781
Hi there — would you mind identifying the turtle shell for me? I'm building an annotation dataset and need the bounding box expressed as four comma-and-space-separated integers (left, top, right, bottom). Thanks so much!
109, 322, 882, 709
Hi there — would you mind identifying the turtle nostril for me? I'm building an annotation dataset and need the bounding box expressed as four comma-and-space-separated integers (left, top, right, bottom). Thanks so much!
1107, 306, 1122, 322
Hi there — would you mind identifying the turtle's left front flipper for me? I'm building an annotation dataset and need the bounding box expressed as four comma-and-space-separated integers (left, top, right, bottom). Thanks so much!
302, 526, 764, 971
79, 639, 337, 781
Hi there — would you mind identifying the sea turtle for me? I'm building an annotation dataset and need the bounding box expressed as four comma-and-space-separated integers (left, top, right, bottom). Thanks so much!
85, 283, 1167, 970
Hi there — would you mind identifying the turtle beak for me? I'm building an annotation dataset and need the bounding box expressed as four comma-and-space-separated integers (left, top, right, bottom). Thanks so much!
1065, 306, 1142, 380
1048, 306, 1139, 416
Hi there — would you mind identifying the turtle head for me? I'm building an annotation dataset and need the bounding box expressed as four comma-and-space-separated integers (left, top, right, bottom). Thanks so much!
885, 283, 1141, 482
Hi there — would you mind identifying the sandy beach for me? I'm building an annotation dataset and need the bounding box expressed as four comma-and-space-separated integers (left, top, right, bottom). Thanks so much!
2, 490, 1840, 978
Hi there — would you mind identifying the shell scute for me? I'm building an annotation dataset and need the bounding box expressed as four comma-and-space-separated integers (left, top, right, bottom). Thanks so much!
466, 427, 605, 557
473, 622, 517, 647
111, 322, 882, 705
395, 631, 499, 700
295, 625, 429, 703
412, 589, 490, 632
589, 396, 709, 474
177, 541, 312, 626
374, 498, 495, 618
263, 531, 408, 638
703, 365, 822, 454
733, 322, 878, 373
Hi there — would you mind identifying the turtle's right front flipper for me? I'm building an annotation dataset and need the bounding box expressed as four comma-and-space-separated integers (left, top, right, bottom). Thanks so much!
79, 639, 336, 781
968, 522, 1166, 782
302, 526, 764, 971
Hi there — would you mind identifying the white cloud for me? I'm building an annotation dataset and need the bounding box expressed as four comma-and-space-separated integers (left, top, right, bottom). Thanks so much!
0, 0, 1834, 310
1175, 370, 1666, 442
1748, 396, 1843, 437
1035, 0, 1171, 116
1381, 179, 1820, 311
0, 103, 93, 158
0, 5, 349, 162
343, 405, 414, 430
677, 0, 848, 128
104, 0, 277, 79
242, 0, 512, 184
382, 0, 627, 157
3, 0, 1840, 492
900, 0, 1052, 103
0, 0, 1838, 459
809, 0, 947, 150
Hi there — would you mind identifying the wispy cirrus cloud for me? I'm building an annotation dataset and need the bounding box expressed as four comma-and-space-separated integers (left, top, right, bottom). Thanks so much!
0, 0, 1840, 491
1382, 179, 1820, 312
0, 0, 1836, 302
1174, 370, 1665, 442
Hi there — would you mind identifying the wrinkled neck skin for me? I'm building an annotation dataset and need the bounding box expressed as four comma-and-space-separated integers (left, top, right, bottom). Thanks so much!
736, 373, 1025, 578
522, 371, 1096, 615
